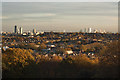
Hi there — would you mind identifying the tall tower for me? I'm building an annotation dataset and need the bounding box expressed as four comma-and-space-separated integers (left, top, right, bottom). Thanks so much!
20, 27, 23, 34
88, 28, 92, 33
14, 25, 18, 34
84, 28, 87, 33
17, 28, 19, 34
33, 29, 36, 34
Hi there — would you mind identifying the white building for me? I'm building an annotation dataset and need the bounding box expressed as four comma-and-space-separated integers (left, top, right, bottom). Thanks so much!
94, 29, 98, 33
103, 30, 106, 33
23, 32, 27, 35
48, 45, 55, 48
45, 54, 48, 57
88, 28, 92, 33
65, 50, 73, 54
3, 46, 9, 51
53, 54, 56, 56
40, 31, 44, 34
35, 32, 39, 35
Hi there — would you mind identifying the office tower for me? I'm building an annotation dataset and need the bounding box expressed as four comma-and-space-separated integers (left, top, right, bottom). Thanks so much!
20, 27, 23, 34
14, 25, 18, 33
88, 28, 92, 33
17, 28, 19, 34
84, 28, 87, 33
33, 29, 36, 34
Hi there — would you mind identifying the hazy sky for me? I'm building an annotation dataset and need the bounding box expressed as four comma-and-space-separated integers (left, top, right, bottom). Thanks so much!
2, 2, 118, 32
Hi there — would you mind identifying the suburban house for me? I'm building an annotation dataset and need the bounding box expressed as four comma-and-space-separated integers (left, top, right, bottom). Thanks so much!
64, 50, 73, 54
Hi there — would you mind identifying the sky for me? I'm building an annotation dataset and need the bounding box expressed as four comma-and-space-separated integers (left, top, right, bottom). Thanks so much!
2, 2, 118, 32
1, 0, 119, 2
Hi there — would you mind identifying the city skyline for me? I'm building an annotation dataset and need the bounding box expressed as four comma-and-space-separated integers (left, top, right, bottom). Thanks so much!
2, 2, 118, 33
4, 25, 107, 34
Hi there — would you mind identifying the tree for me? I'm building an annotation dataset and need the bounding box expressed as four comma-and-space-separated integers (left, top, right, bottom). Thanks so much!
56, 47, 65, 54
80, 45, 87, 52
27, 43, 38, 50
2, 48, 35, 69
38, 43, 47, 51
99, 41, 119, 65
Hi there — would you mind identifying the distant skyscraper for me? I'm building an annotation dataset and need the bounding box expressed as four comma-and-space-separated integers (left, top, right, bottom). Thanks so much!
17, 28, 19, 34
20, 27, 23, 34
84, 28, 87, 33
14, 25, 18, 34
88, 28, 92, 33
33, 29, 36, 34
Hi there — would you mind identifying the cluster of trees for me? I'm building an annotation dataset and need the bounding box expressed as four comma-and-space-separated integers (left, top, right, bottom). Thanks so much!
2, 48, 35, 69
16, 42, 47, 51
80, 42, 104, 53
2, 49, 98, 78
98, 41, 119, 65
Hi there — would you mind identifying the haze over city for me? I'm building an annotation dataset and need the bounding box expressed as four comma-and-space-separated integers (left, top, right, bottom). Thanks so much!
2, 2, 118, 32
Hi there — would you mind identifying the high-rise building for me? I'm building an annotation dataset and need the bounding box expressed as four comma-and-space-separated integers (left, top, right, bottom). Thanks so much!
17, 28, 19, 34
33, 29, 36, 34
20, 27, 23, 34
84, 28, 87, 33
14, 25, 18, 34
88, 28, 92, 33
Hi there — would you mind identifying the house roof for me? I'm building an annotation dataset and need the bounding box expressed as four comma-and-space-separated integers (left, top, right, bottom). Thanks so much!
66, 50, 73, 54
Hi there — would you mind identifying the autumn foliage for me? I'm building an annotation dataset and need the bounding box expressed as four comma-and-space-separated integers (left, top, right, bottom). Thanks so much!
2, 41, 119, 78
